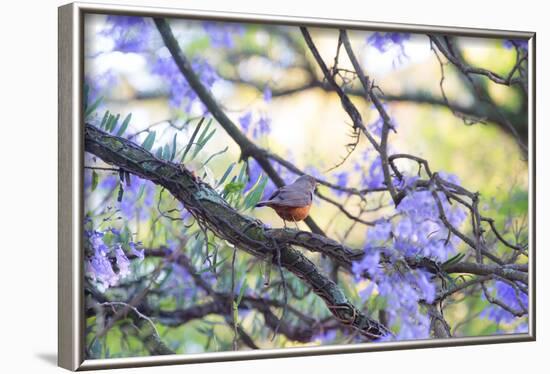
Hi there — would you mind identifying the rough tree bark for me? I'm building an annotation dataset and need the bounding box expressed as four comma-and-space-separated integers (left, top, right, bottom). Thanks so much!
84, 123, 391, 340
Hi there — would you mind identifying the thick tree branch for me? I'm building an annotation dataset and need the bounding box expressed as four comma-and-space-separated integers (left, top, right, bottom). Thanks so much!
89, 301, 175, 356
84, 123, 391, 340
429, 35, 528, 155
153, 18, 327, 236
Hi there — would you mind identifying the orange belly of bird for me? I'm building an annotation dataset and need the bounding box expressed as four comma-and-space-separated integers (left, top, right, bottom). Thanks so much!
269, 204, 311, 221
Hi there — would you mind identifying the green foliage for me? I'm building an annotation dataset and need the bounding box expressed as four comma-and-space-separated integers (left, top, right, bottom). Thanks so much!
116, 113, 132, 136
170, 133, 178, 161
243, 175, 268, 210
216, 162, 236, 187
141, 131, 156, 151
91, 171, 99, 192
192, 119, 216, 159
223, 181, 245, 196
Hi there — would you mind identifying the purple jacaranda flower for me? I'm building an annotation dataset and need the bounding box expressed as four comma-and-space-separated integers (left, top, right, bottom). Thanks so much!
333, 171, 349, 197
503, 39, 528, 52
394, 216, 414, 238
367, 32, 410, 53
103, 15, 152, 53
85, 70, 117, 106
85, 231, 118, 288
151, 56, 218, 112
263, 86, 272, 102
392, 184, 467, 262
114, 244, 131, 277
129, 242, 145, 260
369, 117, 384, 137
366, 156, 385, 189
482, 281, 528, 324
394, 175, 420, 190
239, 112, 253, 134
253, 114, 271, 138
162, 262, 198, 303
355, 267, 434, 340
202, 21, 245, 48
352, 250, 381, 280
412, 269, 436, 303
358, 281, 376, 302
368, 219, 392, 242
87, 255, 118, 288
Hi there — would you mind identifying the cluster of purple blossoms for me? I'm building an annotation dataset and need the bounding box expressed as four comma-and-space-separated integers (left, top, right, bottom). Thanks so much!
352, 172, 467, 338
503, 39, 529, 52
367, 32, 410, 53
237, 85, 273, 140
367, 32, 411, 68
151, 56, 219, 113
202, 21, 245, 48
394, 182, 467, 261
84, 70, 117, 107
94, 172, 156, 221
162, 262, 200, 304
333, 171, 349, 196
85, 229, 144, 288
353, 243, 436, 340
238, 111, 272, 139
103, 15, 152, 53
482, 280, 528, 328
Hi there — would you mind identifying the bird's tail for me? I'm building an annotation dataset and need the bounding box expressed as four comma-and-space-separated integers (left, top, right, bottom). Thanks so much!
255, 201, 269, 207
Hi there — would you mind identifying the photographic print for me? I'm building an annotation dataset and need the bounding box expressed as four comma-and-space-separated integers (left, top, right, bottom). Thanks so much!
73, 6, 533, 364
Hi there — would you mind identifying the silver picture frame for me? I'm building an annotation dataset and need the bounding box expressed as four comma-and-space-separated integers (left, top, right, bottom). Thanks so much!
58, 1, 536, 370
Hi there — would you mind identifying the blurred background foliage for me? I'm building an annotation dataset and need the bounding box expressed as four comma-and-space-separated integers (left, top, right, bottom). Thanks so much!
83, 14, 529, 358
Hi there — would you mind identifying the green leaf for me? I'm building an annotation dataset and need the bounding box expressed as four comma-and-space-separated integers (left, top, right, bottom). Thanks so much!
236, 161, 248, 183
85, 96, 103, 119
117, 183, 124, 202
104, 114, 116, 131
102, 113, 112, 130
202, 146, 228, 167
192, 119, 216, 159
236, 280, 248, 306
216, 162, 236, 187
141, 131, 156, 151
136, 184, 146, 200
91, 171, 99, 192
170, 133, 177, 161
232, 301, 239, 324
223, 181, 245, 195
196, 118, 213, 145
100, 111, 110, 129
119, 226, 131, 244
442, 252, 466, 269
181, 117, 205, 163
83, 84, 90, 111
162, 144, 171, 160
116, 113, 132, 136
243, 175, 268, 209
156, 268, 174, 289
155, 147, 163, 158
108, 114, 120, 133
197, 255, 229, 274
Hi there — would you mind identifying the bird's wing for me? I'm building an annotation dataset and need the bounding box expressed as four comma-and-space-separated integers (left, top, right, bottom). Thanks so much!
265, 187, 312, 207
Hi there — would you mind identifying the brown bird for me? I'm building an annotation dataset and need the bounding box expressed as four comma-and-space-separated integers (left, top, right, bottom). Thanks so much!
255, 175, 317, 228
